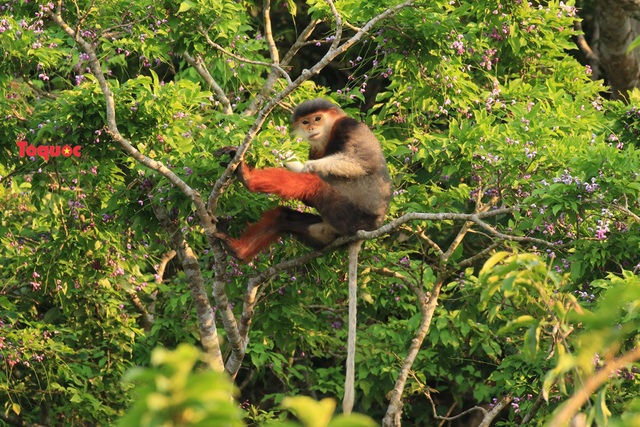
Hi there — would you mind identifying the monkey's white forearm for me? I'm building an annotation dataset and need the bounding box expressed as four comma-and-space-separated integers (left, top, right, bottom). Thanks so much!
302, 154, 366, 177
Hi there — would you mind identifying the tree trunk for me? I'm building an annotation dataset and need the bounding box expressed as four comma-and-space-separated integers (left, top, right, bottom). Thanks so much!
596, 0, 640, 100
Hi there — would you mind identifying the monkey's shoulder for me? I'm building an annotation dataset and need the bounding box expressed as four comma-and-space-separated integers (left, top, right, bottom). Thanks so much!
326, 117, 379, 156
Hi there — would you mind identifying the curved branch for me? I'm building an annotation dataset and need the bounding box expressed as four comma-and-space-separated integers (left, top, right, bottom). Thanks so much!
151, 202, 224, 371
231, 205, 556, 381
263, 0, 280, 64
281, 19, 322, 66
574, 21, 598, 63
245, 19, 321, 116
383, 274, 445, 427
326, 0, 343, 52
46, 8, 245, 374
243, 207, 551, 299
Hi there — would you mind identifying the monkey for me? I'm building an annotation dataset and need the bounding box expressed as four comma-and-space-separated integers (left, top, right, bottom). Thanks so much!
217, 99, 391, 414
218, 98, 392, 261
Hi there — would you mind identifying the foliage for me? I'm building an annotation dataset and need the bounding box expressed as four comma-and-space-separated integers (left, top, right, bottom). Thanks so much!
119, 344, 377, 427
118, 344, 244, 427
477, 253, 640, 426
1, 0, 639, 426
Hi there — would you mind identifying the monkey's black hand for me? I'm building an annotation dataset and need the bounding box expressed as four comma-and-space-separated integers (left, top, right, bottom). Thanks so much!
214, 146, 251, 185
214, 146, 240, 166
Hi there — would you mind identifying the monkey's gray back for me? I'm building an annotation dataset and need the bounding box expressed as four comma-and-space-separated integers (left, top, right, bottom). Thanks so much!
317, 118, 392, 233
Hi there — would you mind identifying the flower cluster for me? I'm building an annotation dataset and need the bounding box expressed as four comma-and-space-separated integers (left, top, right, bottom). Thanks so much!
545, 170, 601, 195
575, 283, 596, 302
488, 394, 533, 414
387, 283, 405, 303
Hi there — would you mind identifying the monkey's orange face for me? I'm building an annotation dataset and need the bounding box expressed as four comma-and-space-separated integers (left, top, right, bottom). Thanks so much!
296, 113, 327, 141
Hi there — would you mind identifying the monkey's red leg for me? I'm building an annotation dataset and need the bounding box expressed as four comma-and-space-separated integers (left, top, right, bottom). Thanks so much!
226, 206, 337, 261
238, 163, 329, 204
227, 207, 284, 261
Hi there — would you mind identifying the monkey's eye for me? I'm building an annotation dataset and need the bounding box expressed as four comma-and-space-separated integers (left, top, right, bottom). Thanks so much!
314, 116, 322, 122
301, 119, 310, 125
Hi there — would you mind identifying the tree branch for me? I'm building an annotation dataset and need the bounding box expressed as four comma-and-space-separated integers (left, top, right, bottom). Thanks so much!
182, 52, 233, 114
45, 7, 242, 373
383, 274, 445, 427
198, 23, 292, 85
231, 205, 555, 362
595, 0, 640, 100
150, 202, 224, 371
245, 19, 321, 116
263, 0, 280, 64
548, 346, 640, 427
45, 7, 220, 247
479, 396, 513, 427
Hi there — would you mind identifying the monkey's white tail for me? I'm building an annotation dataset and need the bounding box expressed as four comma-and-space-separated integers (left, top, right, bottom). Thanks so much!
343, 240, 363, 415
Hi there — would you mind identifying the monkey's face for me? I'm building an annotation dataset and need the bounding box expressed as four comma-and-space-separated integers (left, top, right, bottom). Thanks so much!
293, 111, 338, 147
296, 113, 327, 140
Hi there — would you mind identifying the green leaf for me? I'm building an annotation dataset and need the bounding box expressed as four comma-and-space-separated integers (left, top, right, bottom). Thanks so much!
329, 414, 377, 427
480, 251, 511, 275
286, 0, 297, 16
177, 0, 194, 13
281, 396, 336, 427
594, 389, 611, 425
497, 315, 537, 334
523, 323, 540, 360
627, 35, 640, 54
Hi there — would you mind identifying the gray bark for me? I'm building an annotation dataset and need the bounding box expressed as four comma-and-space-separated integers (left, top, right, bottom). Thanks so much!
596, 0, 640, 100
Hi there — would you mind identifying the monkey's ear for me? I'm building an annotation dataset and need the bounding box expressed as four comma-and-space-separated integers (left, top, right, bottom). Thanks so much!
214, 146, 239, 166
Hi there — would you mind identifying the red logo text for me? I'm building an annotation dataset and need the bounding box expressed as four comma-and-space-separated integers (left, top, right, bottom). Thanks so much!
17, 140, 82, 161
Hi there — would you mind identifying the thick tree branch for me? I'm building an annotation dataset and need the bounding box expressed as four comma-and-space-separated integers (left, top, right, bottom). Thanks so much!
596, 0, 640, 100
383, 274, 444, 427
231, 205, 556, 361
150, 202, 224, 371
45, 7, 245, 374
382, 204, 503, 424
45, 7, 219, 247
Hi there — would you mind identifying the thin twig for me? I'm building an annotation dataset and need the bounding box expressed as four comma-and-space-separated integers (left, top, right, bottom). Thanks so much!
199, 24, 292, 84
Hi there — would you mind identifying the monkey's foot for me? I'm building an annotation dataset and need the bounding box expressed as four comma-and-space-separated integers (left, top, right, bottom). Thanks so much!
212, 230, 245, 260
